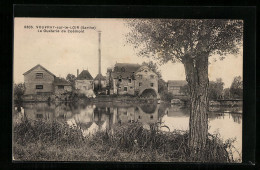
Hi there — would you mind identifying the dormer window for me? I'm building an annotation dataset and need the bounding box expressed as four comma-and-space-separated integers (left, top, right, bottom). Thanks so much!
150, 75, 155, 79
36, 73, 43, 79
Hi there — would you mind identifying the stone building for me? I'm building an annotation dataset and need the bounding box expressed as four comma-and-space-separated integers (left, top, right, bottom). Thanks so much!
110, 63, 159, 97
134, 65, 159, 97
54, 77, 72, 95
167, 80, 187, 95
75, 70, 94, 96
23, 64, 56, 95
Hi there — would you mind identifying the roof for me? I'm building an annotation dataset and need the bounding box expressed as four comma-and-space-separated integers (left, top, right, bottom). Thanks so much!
23, 64, 56, 77
76, 70, 93, 80
167, 80, 188, 86
112, 63, 141, 79
94, 74, 106, 80
54, 77, 71, 86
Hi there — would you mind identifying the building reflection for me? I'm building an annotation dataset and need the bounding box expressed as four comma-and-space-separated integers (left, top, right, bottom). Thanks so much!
18, 102, 242, 135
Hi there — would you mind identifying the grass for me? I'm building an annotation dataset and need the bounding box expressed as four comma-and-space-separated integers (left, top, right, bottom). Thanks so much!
13, 119, 236, 162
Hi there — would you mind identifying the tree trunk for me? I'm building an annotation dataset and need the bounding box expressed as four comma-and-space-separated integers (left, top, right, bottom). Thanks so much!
183, 52, 209, 160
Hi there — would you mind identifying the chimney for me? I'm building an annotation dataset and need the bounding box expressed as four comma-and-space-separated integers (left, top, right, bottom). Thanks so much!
98, 31, 102, 90
77, 69, 79, 77
98, 31, 101, 75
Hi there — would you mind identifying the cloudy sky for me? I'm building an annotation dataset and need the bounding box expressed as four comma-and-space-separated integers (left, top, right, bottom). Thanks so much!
14, 18, 243, 88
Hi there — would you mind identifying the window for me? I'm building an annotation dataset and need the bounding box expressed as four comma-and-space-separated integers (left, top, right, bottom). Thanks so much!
130, 86, 133, 89
35, 73, 43, 79
138, 75, 143, 79
124, 87, 127, 91
144, 70, 148, 73
36, 85, 43, 89
150, 83, 154, 87
150, 75, 155, 79
128, 79, 132, 83
118, 79, 122, 82
58, 85, 64, 89
138, 116, 141, 119
150, 115, 153, 119
139, 82, 142, 87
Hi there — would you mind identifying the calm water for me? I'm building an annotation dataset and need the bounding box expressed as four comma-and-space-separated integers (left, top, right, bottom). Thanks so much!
13, 102, 242, 161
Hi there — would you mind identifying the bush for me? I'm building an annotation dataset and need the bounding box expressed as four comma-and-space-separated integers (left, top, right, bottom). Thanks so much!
90, 122, 232, 162
13, 120, 235, 162
13, 119, 85, 147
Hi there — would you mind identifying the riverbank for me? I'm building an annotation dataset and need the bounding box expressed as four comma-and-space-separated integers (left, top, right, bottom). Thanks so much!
13, 119, 235, 162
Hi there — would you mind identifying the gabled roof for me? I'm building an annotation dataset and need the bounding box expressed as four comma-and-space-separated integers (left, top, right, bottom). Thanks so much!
112, 63, 141, 79
76, 70, 93, 80
54, 77, 71, 86
94, 74, 106, 80
167, 80, 188, 86
23, 64, 55, 77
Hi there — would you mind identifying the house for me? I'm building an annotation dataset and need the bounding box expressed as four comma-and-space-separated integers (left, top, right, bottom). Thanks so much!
93, 74, 106, 91
111, 63, 140, 95
110, 63, 159, 97
134, 65, 159, 97
23, 64, 56, 95
54, 77, 72, 94
167, 80, 187, 96
75, 70, 94, 95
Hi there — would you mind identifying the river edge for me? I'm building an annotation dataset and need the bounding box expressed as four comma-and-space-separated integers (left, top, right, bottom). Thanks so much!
13, 120, 235, 162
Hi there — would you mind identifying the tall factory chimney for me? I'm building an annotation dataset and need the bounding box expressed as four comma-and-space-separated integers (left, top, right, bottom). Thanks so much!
77, 69, 79, 77
98, 31, 102, 90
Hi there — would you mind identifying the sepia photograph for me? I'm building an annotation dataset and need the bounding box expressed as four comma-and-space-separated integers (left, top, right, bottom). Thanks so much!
13, 18, 243, 162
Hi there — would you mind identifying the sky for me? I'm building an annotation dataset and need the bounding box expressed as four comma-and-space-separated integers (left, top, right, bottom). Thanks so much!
14, 18, 243, 88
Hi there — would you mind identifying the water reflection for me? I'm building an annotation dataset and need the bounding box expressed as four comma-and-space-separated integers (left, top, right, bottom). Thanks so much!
14, 102, 242, 160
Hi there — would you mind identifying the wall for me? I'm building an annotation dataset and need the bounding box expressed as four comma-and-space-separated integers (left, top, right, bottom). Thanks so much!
134, 66, 158, 96
75, 80, 93, 91
24, 66, 55, 95
113, 78, 135, 95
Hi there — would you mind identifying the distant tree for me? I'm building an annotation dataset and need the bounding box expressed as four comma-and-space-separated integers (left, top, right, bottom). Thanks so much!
223, 88, 231, 99
66, 74, 76, 89
142, 61, 162, 79
14, 83, 25, 104
126, 19, 243, 156
230, 76, 243, 99
208, 78, 224, 100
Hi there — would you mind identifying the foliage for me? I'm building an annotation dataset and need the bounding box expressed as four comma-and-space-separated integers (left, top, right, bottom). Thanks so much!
223, 88, 231, 99
66, 74, 76, 89
14, 83, 25, 103
208, 78, 224, 100
13, 119, 235, 162
126, 19, 243, 64
141, 61, 162, 79
230, 76, 243, 99
13, 118, 85, 147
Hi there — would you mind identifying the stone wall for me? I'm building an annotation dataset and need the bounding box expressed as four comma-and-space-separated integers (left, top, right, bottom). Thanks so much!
75, 80, 93, 92
24, 67, 55, 95
135, 66, 158, 96
113, 78, 135, 95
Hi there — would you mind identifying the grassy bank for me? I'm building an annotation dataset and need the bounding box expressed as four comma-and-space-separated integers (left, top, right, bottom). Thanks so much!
13, 119, 234, 162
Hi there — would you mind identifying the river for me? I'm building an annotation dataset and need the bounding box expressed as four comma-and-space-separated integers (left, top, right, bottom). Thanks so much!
13, 102, 242, 161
